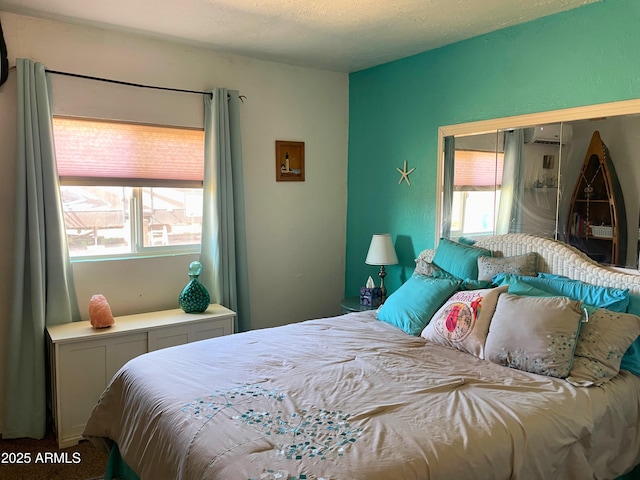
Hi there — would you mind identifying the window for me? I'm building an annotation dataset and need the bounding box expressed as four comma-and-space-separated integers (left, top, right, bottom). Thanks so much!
451, 150, 504, 238
53, 117, 205, 258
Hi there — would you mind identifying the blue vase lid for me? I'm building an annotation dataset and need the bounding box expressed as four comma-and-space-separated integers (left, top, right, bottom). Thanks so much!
188, 261, 203, 276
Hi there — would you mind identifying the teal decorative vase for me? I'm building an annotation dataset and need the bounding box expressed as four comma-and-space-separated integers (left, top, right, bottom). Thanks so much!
179, 261, 210, 313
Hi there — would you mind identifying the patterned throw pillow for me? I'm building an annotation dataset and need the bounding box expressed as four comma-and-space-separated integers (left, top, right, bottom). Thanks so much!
485, 294, 583, 378
413, 254, 455, 279
567, 309, 640, 386
477, 253, 538, 282
421, 286, 507, 358
414, 250, 434, 276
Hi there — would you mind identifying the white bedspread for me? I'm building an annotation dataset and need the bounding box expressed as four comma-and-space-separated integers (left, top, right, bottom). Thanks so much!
83, 311, 640, 480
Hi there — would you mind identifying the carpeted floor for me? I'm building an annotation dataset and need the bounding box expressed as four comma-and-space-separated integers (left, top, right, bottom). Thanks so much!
0, 429, 108, 480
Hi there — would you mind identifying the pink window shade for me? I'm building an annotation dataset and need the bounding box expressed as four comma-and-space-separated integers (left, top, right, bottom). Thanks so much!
454, 150, 504, 188
53, 117, 205, 187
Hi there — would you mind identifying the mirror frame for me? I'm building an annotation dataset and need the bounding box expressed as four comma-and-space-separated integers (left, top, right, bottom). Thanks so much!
435, 98, 640, 246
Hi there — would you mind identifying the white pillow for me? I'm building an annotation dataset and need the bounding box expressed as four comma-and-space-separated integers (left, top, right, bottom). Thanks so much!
485, 294, 582, 378
421, 286, 507, 358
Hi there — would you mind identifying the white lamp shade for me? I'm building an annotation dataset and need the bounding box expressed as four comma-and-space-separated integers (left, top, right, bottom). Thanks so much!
365, 234, 399, 266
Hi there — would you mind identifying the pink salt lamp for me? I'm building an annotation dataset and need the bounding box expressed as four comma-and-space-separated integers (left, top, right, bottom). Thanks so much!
89, 294, 115, 329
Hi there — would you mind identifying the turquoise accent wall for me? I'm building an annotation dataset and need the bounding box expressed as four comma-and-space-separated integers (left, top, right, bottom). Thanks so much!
346, 0, 640, 297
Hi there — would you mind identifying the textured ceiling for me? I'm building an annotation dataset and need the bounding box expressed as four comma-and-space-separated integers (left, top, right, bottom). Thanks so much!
0, 0, 599, 72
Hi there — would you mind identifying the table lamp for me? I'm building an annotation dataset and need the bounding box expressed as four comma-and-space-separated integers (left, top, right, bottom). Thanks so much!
365, 234, 399, 303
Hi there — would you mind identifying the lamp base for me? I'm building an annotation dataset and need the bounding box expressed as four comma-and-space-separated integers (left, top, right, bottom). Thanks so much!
378, 265, 388, 303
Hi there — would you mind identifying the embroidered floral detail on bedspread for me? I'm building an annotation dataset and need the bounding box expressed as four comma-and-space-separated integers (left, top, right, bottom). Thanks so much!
236, 408, 361, 460
182, 383, 363, 480
182, 383, 286, 420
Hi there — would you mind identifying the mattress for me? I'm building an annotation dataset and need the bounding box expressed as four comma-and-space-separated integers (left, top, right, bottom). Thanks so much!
83, 311, 640, 480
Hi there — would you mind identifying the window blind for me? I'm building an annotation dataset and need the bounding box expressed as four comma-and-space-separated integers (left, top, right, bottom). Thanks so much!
454, 150, 504, 189
53, 117, 205, 187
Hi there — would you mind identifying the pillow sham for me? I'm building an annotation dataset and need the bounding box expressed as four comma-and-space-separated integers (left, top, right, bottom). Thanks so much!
485, 293, 583, 378
500, 273, 640, 377
492, 273, 629, 312
477, 253, 538, 282
414, 250, 433, 276
505, 279, 559, 299
421, 285, 507, 358
432, 237, 492, 280
414, 254, 491, 290
376, 275, 460, 336
567, 308, 640, 386
460, 279, 492, 291
457, 236, 477, 245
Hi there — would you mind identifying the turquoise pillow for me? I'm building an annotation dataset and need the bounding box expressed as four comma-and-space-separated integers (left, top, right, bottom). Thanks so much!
457, 236, 477, 245
460, 279, 492, 290
537, 273, 569, 280
506, 280, 555, 298
621, 293, 640, 376
377, 275, 460, 336
492, 273, 629, 312
432, 238, 492, 280
505, 278, 597, 315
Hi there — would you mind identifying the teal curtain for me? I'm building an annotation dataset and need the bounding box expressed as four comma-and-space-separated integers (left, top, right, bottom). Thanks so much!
4, 59, 79, 439
496, 129, 525, 234
441, 136, 455, 239
200, 89, 250, 332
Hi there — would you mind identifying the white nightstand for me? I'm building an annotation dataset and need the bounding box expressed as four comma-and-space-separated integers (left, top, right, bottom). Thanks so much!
47, 305, 235, 448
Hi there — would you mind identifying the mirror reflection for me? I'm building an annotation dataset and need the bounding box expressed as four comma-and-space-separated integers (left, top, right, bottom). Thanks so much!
441, 112, 640, 268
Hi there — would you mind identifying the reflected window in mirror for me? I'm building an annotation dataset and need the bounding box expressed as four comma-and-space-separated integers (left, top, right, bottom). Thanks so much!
448, 148, 503, 240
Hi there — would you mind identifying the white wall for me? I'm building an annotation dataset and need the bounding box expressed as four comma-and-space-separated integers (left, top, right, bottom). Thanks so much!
0, 11, 349, 432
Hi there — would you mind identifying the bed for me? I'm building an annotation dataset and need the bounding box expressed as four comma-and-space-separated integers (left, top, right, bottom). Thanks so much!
83, 234, 640, 480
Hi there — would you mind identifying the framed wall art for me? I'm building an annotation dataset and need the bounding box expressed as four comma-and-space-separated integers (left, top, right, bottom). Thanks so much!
276, 140, 305, 182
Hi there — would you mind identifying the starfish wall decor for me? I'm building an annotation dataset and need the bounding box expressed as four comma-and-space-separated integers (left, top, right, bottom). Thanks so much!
397, 160, 415, 186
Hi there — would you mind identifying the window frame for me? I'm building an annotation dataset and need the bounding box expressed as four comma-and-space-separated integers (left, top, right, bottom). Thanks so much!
54, 116, 205, 262
449, 149, 504, 239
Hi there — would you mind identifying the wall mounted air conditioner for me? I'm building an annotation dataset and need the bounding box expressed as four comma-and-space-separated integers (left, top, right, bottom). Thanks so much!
523, 124, 573, 145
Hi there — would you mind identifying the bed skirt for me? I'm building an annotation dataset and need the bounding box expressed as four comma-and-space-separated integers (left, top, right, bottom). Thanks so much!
106, 444, 139, 480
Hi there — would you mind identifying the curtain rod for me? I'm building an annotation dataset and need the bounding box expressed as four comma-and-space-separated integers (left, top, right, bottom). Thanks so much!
45, 69, 246, 102
46, 69, 213, 97
9, 66, 245, 101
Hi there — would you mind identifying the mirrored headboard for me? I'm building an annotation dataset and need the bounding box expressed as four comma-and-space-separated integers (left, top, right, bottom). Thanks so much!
436, 99, 640, 268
